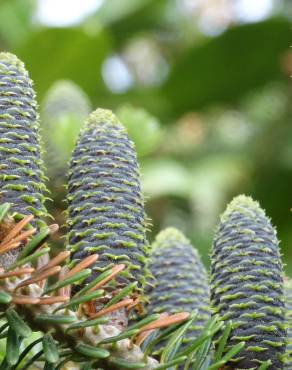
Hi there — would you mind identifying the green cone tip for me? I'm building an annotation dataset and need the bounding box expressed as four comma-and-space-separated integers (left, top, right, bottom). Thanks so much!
152, 227, 192, 249
0, 52, 26, 75
84, 108, 125, 130
220, 195, 266, 223
43, 80, 91, 121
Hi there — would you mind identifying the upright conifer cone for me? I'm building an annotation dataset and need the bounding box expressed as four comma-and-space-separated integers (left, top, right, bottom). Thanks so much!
42, 80, 91, 124
0, 53, 48, 266
146, 228, 210, 344
66, 108, 148, 287
41, 80, 91, 191
211, 195, 286, 369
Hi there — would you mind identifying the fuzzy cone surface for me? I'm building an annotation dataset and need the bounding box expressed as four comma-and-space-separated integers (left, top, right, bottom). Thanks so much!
146, 228, 210, 346
67, 108, 148, 287
211, 195, 286, 369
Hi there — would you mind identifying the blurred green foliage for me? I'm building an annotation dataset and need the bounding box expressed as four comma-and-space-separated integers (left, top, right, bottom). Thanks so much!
116, 104, 163, 157
164, 18, 291, 114
18, 27, 110, 99
1, 0, 292, 273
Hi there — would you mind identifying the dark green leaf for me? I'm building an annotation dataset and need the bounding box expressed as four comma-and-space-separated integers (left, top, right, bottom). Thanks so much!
6, 328, 20, 365
42, 334, 59, 363
53, 289, 104, 313
108, 357, 146, 369
0, 291, 11, 304
16, 337, 43, 367
36, 314, 76, 325
155, 356, 187, 369
0, 203, 10, 222
98, 328, 139, 345
16, 226, 50, 261
17, 27, 110, 100
214, 320, 232, 362
75, 343, 110, 359
6, 308, 31, 338
104, 281, 137, 308
65, 317, 108, 333
164, 18, 291, 114
73, 268, 113, 297
7, 247, 50, 271
44, 268, 91, 295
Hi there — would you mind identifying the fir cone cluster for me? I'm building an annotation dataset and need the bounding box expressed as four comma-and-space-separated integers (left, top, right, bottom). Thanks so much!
0, 51, 290, 370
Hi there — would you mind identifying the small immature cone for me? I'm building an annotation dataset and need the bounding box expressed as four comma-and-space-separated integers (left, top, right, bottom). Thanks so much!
41, 80, 91, 194
0, 53, 49, 267
66, 108, 149, 288
146, 228, 210, 347
42, 80, 91, 124
211, 195, 286, 369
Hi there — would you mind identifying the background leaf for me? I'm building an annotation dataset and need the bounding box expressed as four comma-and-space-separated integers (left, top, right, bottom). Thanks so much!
163, 18, 291, 114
